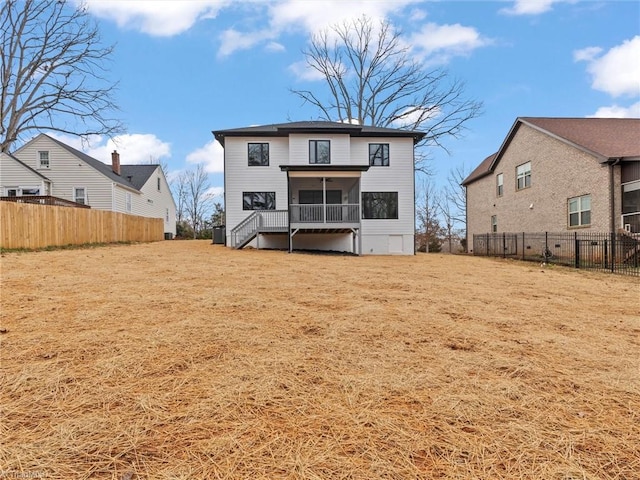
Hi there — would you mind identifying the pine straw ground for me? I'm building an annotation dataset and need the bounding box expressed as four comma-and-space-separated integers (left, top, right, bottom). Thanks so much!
0, 241, 638, 480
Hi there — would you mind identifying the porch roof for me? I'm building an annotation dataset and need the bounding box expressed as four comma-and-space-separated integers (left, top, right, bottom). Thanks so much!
279, 165, 370, 172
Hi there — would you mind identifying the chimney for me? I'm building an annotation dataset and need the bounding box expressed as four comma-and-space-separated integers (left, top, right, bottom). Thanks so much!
111, 150, 121, 175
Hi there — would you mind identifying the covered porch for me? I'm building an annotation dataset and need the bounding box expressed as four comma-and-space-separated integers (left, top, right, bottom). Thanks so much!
282, 165, 369, 254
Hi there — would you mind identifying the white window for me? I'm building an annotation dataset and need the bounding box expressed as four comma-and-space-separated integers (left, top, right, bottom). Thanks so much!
516, 162, 531, 190
491, 215, 497, 233
74, 187, 86, 205
5, 186, 40, 196
38, 151, 50, 169
157, 177, 161, 191
496, 173, 503, 197
125, 192, 132, 212
568, 194, 591, 227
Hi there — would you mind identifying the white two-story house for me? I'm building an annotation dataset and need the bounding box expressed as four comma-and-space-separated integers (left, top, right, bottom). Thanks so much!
213, 121, 425, 255
0, 133, 177, 236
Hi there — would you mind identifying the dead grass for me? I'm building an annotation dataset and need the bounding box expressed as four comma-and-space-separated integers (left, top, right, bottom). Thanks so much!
0, 240, 638, 479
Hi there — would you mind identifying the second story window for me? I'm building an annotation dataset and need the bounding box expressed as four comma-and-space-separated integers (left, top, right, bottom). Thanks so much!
38, 151, 49, 169
369, 143, 389, 166
309, 140, 330, 164
157, 177, 161, 191
496, 173, 503, 197
516, 162, 531, 190
248, 143, 269, 166
74, 187, 86, 205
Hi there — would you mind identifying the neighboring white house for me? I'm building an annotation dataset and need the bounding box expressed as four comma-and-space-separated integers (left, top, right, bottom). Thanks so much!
0, 133, 176, 236
213, 121, 425, 255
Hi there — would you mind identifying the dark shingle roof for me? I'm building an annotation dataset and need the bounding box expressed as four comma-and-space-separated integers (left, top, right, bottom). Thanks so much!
44, 134, 140, 191
213, 121, 426, 145
120, 164, 158, 190
462, 117, 640, 186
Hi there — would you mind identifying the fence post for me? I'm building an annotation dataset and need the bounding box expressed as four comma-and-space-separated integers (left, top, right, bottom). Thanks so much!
486, 234, 489, 256
545, 232, 548, 262
574, 232, 579, 269
522, 232, 525, 261
611, 232, 616, 273
604, 238, 608, 268
502, 232, 506, 258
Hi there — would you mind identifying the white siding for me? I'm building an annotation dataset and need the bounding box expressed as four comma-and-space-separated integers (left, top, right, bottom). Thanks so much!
357, 137, 415, 254
134, 167, 177, 234
13, 135, 115, 210
288, 134, 353, 166
0, 153, 49, 194
225, 137, 289, 244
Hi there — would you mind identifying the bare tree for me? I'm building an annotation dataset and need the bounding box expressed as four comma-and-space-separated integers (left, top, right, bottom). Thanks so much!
1, 0, 123, 152
416, 178, 442, 253
441, 163, 470, 250
291, 15, 482, 170
183, 164, 214, 239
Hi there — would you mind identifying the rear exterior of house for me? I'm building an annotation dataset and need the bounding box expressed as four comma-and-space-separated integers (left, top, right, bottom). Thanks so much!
463, 117, 640, 252
2, 134, 177, 236
215, 121, 424, 255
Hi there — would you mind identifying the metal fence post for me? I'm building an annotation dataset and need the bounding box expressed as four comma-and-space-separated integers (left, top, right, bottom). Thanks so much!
611, 232, 616, 273
502, 232, 506, 258
574, 232, 579, 269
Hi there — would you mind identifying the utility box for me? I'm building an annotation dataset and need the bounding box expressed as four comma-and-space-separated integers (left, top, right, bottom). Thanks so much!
212, 226, 226, 245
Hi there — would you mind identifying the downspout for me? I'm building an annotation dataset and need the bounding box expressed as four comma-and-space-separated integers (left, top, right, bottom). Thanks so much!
609, 158, 621, 232
287, 171, 291, 253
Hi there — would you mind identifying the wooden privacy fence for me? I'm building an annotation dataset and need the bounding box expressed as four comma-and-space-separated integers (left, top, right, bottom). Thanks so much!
0, 201, 164, 249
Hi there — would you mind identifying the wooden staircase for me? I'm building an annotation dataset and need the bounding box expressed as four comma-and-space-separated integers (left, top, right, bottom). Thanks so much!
230, 210, 288, 249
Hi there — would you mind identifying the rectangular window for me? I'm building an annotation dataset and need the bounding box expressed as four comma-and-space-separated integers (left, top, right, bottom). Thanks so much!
243, 192, 275, 210
496, 173, 504, 197
165, 208, 170, 222
125, 192, 132, 212
491, 215, 497, 233
248, 143, 269, 166
157, 177, 161, 191
74, 187, 86, 205
369, 143, 389, 166
38, 151, 49, 169
568, 194, 591, 227
516, 162, 531, 190
309, 140, 330, 164
362, 192, 398, 219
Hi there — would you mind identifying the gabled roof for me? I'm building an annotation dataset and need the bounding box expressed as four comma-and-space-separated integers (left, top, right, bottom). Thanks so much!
43, 134, 140, 191
0, 151, 51, 182
213, 121, 426, 146
462, 117, 640, 186
120, 164, 158, 190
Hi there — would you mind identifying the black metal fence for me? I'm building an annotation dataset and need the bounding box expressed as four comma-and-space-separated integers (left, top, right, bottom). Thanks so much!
473, 232, 640, 277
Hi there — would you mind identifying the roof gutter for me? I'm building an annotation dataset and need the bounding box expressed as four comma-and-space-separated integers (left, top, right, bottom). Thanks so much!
609, 158, 621, 232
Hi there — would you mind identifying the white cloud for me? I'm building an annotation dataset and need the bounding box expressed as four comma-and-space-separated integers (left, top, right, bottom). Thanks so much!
288, 60, 327, 82
589, 101, 640, 118
218, 28, 275, 57
573, 46, 603, 63
265, 41, 286, 53
391, 106, 441, 128
82, 0, 229, 37
205, 186, 225, 198
48, 132, 171, 164
409, 23, 490, 62
87, 134, 171, 164
186, 140, 224, 173
575, 36, 640, 97
499, 0, 565, 16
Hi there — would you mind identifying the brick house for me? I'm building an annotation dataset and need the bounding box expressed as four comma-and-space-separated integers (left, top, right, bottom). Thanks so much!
462, 117, 640, 252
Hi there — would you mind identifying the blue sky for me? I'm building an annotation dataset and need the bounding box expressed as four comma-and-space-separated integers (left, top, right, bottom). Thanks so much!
51, 0, 639, 197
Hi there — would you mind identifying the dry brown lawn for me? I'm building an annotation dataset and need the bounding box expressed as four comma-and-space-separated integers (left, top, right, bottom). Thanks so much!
0, 240, 639, 480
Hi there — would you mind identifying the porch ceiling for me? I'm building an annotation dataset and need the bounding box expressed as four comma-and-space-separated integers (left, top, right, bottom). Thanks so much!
280, 165, 369, 177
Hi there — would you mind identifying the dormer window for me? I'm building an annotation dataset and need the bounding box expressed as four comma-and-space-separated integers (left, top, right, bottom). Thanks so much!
38, 151, 49, 169
309, 140, 330, 164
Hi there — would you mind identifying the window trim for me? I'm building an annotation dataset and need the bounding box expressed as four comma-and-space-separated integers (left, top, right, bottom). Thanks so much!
74, 187, 87, 205
496, 173, 504, 197
38, 151, 50, 169
242, 191, 276, 210
369, 143, 390, 166
568, 194, 591, 228
157, 177, 161, 192
309, 140, 331, 164
248, 142, 270, 166
362, 191, 399, 219
491, 215, 497, 233
5, 186, 40, 196
516, 162, 531, 190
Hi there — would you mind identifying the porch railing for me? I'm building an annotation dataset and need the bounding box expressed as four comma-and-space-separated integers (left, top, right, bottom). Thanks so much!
0, 195, 90, 209
290, 204, 359, 223
230, 209, 288, 248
